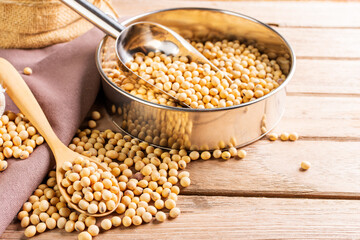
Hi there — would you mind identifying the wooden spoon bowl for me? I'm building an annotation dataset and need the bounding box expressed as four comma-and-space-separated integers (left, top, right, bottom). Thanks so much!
0, 58, 120, 217
55, 145, 121, 217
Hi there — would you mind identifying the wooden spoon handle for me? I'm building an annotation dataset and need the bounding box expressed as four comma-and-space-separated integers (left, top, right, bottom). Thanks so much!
0, 58, 63, 153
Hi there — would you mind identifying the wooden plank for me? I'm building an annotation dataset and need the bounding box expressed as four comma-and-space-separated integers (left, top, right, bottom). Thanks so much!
274, 27, 360, 58
288, 59, 360, 95
3, 196, 360, 239
112, 0, 360, 28
182, 141, 360, 197
283, 96, 360, 121
275, 95, 360, 139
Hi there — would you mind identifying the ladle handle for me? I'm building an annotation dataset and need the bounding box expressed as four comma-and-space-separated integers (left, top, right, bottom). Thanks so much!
60, 0, 125, 38
0, 58, 63, 153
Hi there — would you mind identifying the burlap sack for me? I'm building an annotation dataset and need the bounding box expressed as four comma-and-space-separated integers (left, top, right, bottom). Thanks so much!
0, 0, 117, 49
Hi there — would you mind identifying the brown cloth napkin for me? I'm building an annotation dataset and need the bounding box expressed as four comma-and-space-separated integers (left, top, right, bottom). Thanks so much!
0, 27, 105, 236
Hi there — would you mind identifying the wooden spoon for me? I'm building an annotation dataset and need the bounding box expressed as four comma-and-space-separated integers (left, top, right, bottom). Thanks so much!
0, 58, 120, 217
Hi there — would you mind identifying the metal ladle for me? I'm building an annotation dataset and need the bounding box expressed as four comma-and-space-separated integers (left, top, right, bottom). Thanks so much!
61, 0, 232, 108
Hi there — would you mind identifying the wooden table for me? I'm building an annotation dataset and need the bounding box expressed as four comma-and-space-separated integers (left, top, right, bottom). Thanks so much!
3, 0, 360, 239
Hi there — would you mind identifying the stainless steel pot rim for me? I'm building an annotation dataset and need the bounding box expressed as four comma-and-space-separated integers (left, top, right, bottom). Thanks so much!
96, 7, 296, 113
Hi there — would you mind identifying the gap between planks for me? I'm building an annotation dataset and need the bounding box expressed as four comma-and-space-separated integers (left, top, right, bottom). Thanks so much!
181, 191, 360, 200
287, 92, 360, 98
297, 56, 360, 61
278, 136, 360, 142
269, 24, 360, 29
256, 135, 360, 142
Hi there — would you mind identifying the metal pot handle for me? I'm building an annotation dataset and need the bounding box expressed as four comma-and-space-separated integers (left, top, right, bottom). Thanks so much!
60, 0, 124, 38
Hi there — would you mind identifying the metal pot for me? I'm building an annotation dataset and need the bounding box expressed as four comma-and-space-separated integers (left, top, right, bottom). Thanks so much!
96, 8, 296, 151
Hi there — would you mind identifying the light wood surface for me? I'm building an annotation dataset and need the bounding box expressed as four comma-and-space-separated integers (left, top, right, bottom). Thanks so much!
3, 0, 360, 239
288, 59, 360, 94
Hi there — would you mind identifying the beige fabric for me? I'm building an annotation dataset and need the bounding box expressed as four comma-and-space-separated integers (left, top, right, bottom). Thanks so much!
0, 0, 116, 49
